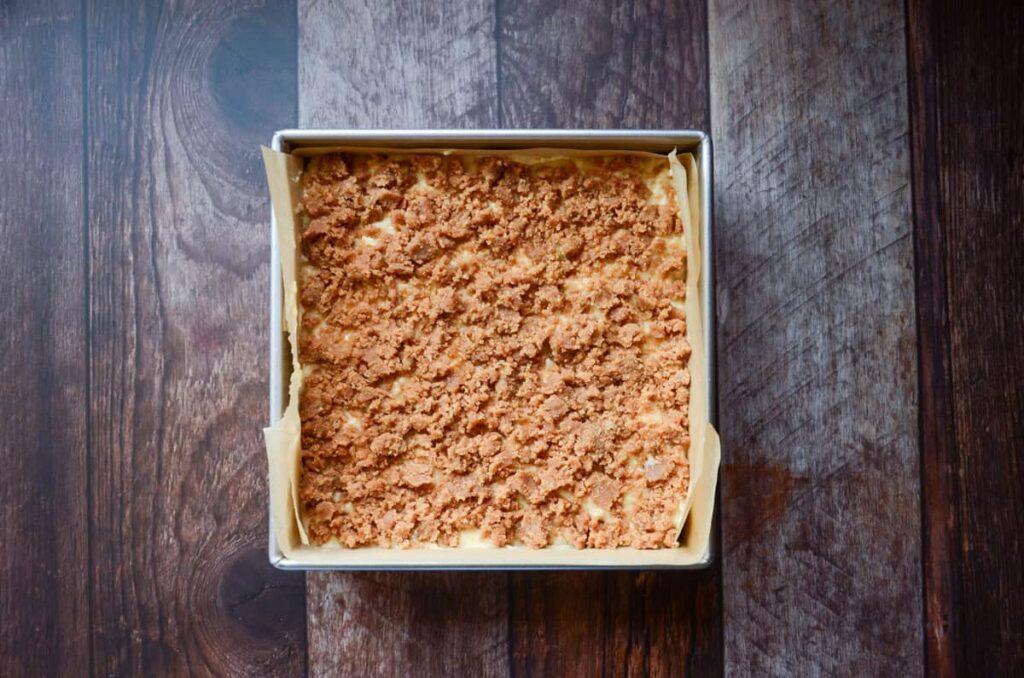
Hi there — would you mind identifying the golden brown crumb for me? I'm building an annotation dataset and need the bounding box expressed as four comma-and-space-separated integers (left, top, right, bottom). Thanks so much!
297, 152, 691, 549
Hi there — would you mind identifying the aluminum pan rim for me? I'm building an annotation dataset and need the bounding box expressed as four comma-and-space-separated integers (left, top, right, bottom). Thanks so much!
268, 129, 715, 570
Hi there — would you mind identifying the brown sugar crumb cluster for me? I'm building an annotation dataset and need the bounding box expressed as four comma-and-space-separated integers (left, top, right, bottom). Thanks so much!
297, 152, 692, 549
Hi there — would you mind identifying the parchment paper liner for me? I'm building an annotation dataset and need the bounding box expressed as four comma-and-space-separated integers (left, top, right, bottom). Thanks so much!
262, 145, 721, 567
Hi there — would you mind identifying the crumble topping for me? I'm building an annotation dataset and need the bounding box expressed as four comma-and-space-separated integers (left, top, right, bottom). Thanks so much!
297, 152, 691, 549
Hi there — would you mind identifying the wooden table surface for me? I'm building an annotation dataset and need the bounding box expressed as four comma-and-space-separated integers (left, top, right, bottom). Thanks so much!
1, 0, 1021, 675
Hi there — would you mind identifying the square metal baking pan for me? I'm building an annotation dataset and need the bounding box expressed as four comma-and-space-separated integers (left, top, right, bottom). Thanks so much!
268, 129, 716, 570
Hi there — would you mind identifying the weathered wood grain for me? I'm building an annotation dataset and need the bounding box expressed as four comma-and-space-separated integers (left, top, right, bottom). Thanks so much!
509, 569, 721, 677
299, 2, 506, 676
908, 1, 1024, 675
6, 0, 1024, 672
708, 0, 922, 674
499, 2, 720, 676
85, 0, 306, 674
309, 572, 510, 678
499, 0, 707, 129
905, 2, 956, 674
299, 0, 498, 128
0, 1, 90, 675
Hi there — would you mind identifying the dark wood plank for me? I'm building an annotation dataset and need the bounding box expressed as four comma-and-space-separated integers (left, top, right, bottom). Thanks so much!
0, 1, 90, 675
905, 2, 957, 674
298, 2, 507, 676
907, 2, 1024, 675
708, 0, 922, 674
498, 2, 719, 676
85, 1, 306, 674
509, 570, 721, 677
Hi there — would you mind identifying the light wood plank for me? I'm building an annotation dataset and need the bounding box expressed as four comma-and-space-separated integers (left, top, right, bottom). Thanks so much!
299, 0, 498, 128
498, 0, 707, 129
299, 2, 505, 676
708, 0, 922, 674
0, 1, 90, 675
